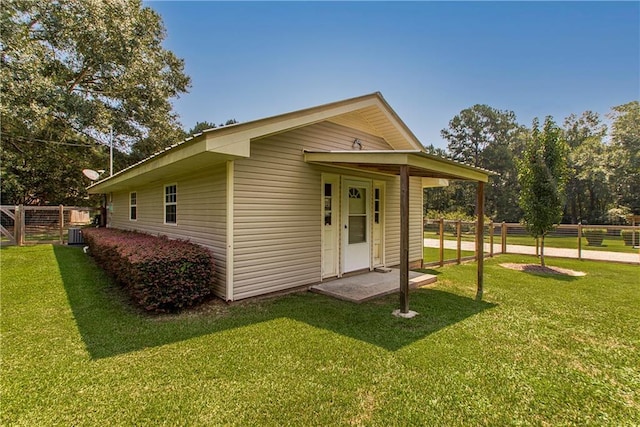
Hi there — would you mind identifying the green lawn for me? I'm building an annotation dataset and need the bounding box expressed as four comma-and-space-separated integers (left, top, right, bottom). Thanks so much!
423, 246, 475, 264
2, 245, 639, 426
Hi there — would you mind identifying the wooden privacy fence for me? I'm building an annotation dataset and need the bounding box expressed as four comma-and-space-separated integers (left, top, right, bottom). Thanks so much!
1, 205, 98, 246
423, 219, 640, 266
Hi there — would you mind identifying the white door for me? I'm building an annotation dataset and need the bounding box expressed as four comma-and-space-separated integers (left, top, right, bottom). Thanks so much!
342, 179, 371, 272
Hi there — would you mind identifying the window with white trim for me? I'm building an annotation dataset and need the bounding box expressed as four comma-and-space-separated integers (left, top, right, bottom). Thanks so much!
164, 184, 177, 224
129, 192, 137, 221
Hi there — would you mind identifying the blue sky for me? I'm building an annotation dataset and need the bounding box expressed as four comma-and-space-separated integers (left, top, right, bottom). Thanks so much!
148, 1, 639, 149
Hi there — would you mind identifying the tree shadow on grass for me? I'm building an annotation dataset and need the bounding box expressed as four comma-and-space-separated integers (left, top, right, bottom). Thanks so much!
54, 246, 496, 359
499, 263, 584, 282
521, 272, 581, 282
414, 268, 442, 275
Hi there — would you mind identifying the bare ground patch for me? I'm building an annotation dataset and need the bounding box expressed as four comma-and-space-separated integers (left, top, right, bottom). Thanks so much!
499, 263, 586, 277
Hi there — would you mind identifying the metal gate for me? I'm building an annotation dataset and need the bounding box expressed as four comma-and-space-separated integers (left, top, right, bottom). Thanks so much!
0, 206, 19, 245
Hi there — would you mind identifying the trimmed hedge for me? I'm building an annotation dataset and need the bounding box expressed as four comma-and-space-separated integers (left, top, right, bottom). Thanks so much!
83, 228, 214, 313
620, 230, 640, 246
583, 229, 606, 247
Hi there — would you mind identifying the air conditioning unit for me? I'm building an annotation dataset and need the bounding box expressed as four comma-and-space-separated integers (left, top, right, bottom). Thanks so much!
68, 228, 84, 245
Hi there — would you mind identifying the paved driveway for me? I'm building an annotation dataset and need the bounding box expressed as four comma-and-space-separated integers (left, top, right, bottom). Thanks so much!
424, 238, 639, 264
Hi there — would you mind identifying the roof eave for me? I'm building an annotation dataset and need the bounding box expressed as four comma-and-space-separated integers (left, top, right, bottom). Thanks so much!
303, 150, 492, 182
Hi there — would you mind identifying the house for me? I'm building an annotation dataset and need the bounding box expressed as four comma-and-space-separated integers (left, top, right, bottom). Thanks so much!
88, 93, 491, 304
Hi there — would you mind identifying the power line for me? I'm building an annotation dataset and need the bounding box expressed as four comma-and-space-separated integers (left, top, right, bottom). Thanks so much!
2, 134, 106, 148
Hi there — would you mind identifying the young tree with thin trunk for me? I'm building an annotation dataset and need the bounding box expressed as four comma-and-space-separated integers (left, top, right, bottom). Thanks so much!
517, 117, 568, 267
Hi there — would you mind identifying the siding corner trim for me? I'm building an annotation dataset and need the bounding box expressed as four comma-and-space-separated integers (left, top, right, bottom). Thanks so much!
226, 160, 234, 301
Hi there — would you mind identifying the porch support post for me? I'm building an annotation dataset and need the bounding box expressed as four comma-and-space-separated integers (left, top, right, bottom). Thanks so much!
476, 181, 485, 300
399, 164, 410, 313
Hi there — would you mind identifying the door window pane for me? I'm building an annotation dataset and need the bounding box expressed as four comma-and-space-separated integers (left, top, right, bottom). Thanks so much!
348, 187, 366, 214
349, 216, 366, 244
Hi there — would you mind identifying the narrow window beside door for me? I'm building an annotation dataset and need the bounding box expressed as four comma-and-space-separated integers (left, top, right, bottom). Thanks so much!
324, 183, 332, 225
374, 188, 380, 224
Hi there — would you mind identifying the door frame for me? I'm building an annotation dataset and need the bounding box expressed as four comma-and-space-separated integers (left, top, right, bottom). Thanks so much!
372, 181, 386, 267
341, 177, 373, 274
321, 174, 340, 279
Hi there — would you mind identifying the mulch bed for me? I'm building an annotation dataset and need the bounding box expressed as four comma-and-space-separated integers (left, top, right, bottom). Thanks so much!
499, 263, 586, 277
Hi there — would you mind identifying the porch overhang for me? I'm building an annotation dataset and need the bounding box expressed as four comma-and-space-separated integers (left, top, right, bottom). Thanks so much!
303, 150, 492, 182
305, 149, 493, 314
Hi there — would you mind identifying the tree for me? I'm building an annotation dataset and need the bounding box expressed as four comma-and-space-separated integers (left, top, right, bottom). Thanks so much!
185, 119, 238, 136
517, 117, 568, 267
0, 0, 190, 205
439, 104, 524, 221
187, 121, 219, 135
561, 112, 612, 223
609, 101, 640, 214
442, 104, 520, 167
128, 119, 240, 164
566, 135, 612, 223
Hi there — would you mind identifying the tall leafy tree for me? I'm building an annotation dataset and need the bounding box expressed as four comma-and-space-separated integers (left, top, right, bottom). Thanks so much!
185, 119, 239, 136
517, 117, 568, 267
187, 121, 220, 135
562, 112, 611, 223
609, 101, 640, 214
0, 0, 190, 205
442, 104, 519, 167
439, 104, 523, 221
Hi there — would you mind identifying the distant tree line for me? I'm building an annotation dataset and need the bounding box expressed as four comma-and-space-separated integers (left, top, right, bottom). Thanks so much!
424, 101, 639, 224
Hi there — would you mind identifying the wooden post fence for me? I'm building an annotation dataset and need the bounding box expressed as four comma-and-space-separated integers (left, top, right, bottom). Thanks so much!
501, 222, 507, 254
18, 205, 25, 246
489, 221, 494, 257
456, 220, 462, 264
59, 205, 64, 244
439, 218, 445, 267
577, 223, 582, 260
1, 205, 97, 246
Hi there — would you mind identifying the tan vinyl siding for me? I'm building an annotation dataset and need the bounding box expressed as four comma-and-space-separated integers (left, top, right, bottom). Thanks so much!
409, 176, 423, 262
233, 148, 319, 298
384, 177, 400, 266
232, 121, 419, 299
107, 165, 228, 298
287, 121, 394, 151
377, 177, 422, 267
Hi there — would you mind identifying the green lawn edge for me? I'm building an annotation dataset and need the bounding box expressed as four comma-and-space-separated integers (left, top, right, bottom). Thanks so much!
2, 245, 639, 426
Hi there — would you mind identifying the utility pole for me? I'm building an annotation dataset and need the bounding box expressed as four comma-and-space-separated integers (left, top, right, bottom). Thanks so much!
109, 126, 114, 176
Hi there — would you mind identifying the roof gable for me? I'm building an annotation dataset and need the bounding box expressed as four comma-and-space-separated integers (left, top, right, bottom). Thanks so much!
198, 91, 424, 150
88, 92, 426, 193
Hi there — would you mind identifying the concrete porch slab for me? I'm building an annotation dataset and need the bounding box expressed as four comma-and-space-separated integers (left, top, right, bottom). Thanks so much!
310, 269, 437, 303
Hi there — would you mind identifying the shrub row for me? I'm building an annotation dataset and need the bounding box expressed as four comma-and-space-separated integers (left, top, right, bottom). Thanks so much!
582, 229, 640, 247
620, 230, 639, 246
83, 228, 214, 313
583, 229, 607, 246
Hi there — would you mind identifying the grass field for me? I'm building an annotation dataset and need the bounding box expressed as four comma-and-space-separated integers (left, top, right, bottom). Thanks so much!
423, 246, 475, 263
2, 245, 639, 425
